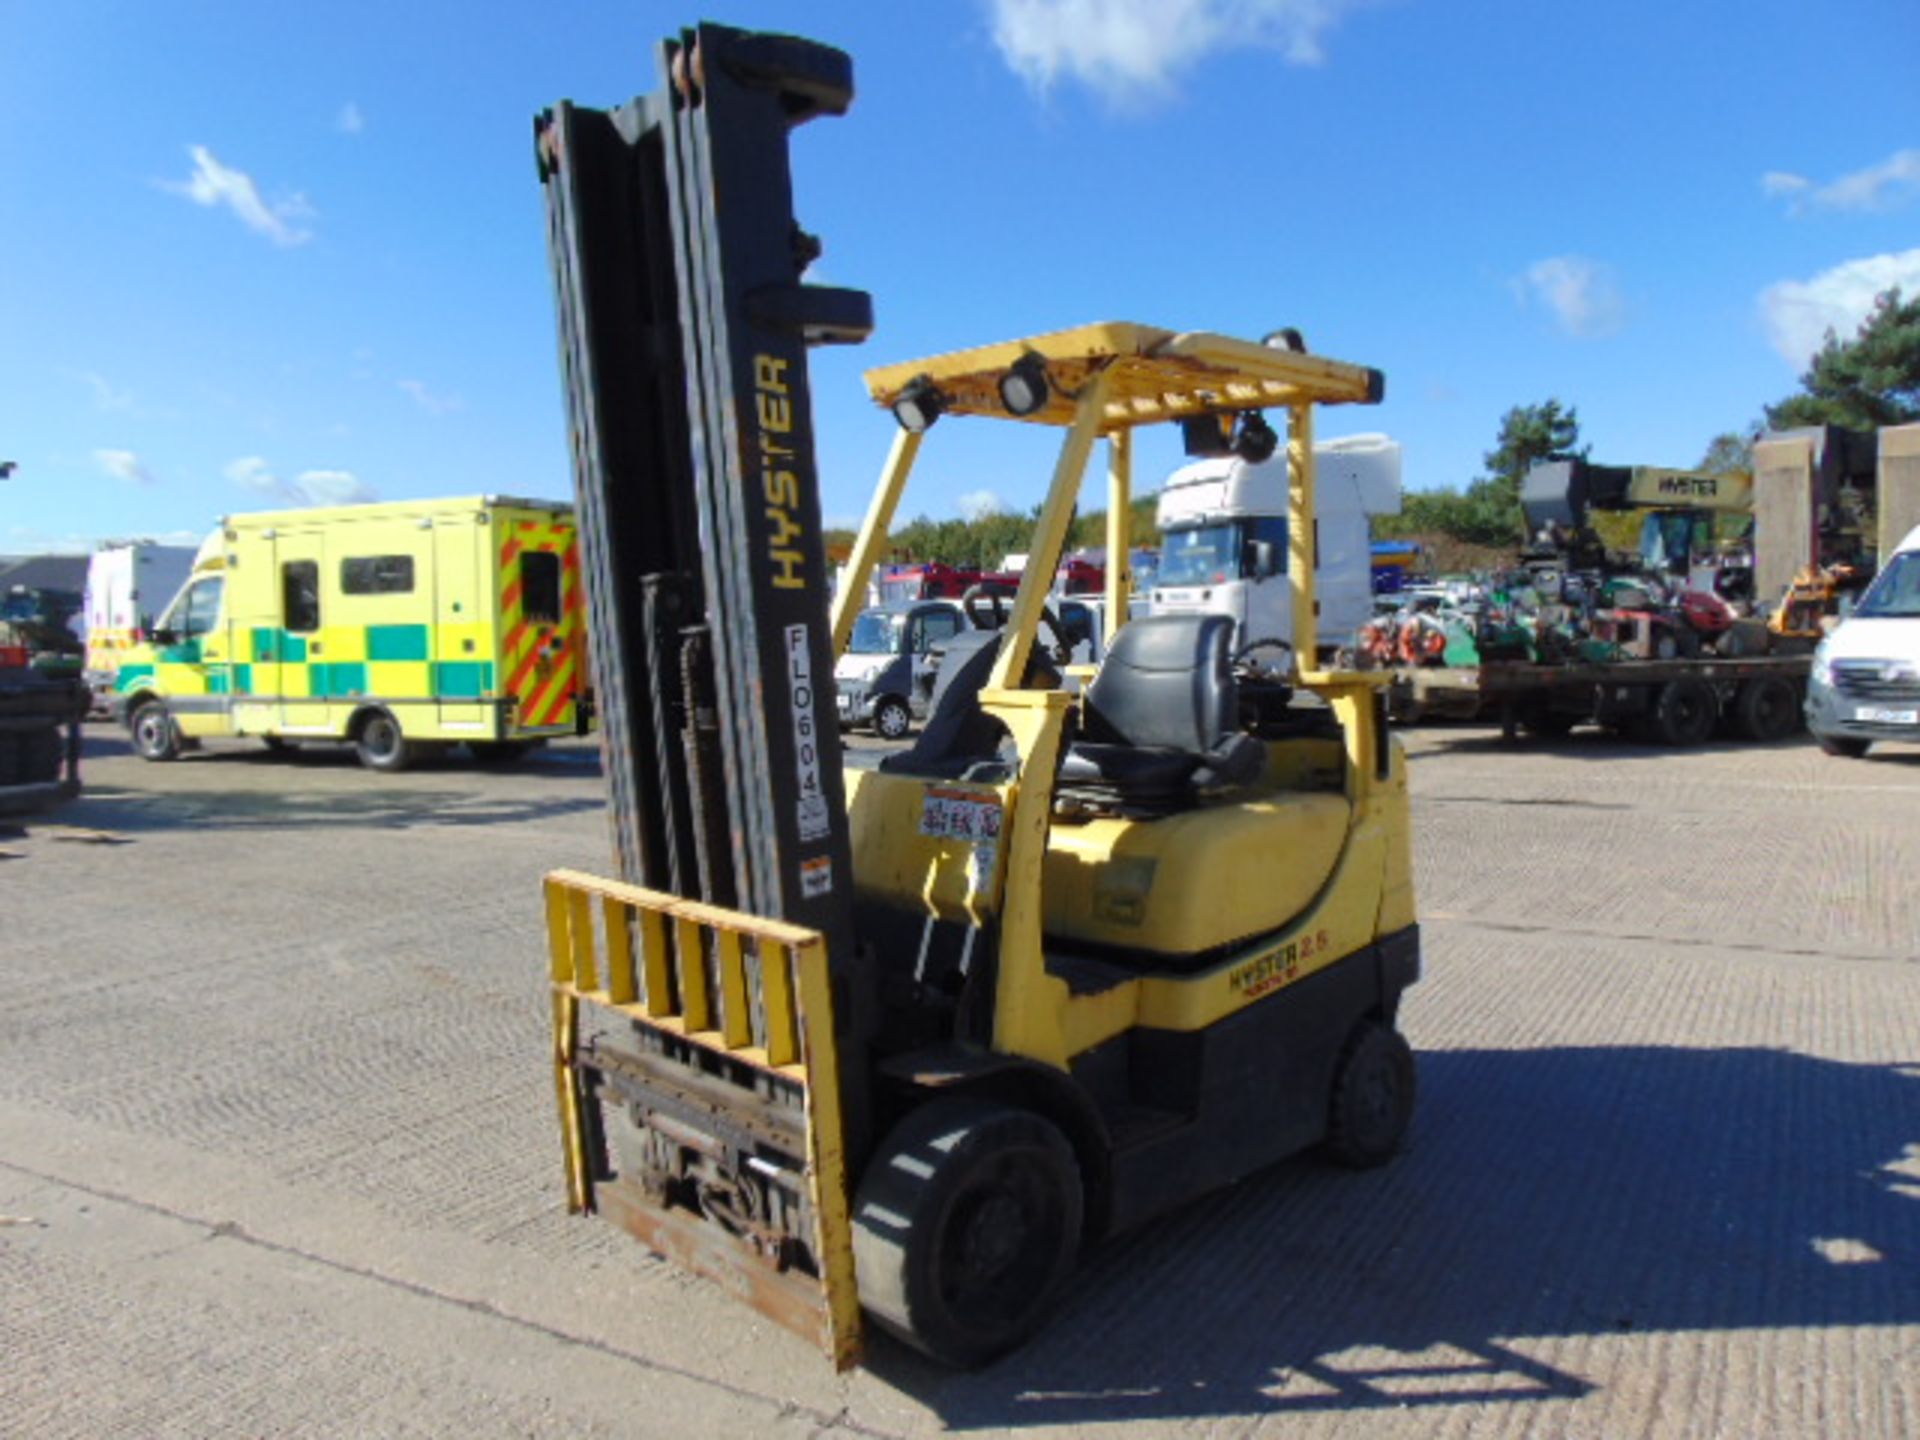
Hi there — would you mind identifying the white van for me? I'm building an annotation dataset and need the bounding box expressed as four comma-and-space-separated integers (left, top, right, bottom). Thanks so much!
1150, 434, 1401, 661
1806, 523, 1920, 757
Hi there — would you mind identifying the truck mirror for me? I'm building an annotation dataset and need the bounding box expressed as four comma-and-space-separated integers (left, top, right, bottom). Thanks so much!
1251, 540, 1278, 578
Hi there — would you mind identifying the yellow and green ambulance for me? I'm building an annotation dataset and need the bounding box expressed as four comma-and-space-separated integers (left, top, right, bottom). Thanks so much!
114, 496, 590, 770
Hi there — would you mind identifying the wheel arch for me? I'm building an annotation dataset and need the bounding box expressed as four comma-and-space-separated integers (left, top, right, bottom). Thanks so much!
875, 1047, 1115, 1240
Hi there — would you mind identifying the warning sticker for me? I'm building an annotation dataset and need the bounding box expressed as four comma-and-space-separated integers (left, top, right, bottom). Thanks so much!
919, 787, 1004, 843
785, 624, 832, 843
800, 854, 833, 899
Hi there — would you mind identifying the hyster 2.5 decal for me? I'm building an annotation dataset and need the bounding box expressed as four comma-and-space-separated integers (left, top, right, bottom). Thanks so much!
1229, 928, 1332, 1000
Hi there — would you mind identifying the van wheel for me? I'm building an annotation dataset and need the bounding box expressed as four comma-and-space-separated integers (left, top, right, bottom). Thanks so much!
853, 1098, 1082, 1369
354, 711, 415, 772
1324, 1021, 1416, 1169
129, 701, 181, 762
872, 696, 912, 741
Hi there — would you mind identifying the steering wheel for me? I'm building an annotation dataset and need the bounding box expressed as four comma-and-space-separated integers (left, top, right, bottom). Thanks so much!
959, 584, 1073, 668
1233, 636, 1294, 676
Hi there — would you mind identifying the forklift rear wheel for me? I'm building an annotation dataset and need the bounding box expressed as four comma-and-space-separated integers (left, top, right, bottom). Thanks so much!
1818, 735, 1871, 759
129, 701, 181, 762
853, 1097, 1083, 1368
1324, 1021, 1416, 1169
872, 696, 912, 741
1647, 677, 1716, 747
354, 711, 415, 772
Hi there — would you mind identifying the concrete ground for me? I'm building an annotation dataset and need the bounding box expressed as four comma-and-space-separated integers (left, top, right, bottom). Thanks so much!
3, 722, 1916, 1439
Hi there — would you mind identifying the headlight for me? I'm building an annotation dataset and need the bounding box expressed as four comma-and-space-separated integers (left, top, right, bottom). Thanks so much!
1810, 645, 1832, 687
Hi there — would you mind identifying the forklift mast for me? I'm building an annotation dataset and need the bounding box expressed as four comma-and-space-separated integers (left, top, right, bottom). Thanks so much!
536, 25, 875, 1148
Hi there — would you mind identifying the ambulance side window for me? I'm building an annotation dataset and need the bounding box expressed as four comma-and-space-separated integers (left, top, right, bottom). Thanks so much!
282, 562, 320, 633
522, 551, 562, 624
341, 555, 415, 594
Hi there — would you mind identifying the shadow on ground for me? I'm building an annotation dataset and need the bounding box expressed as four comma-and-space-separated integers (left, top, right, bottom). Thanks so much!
51, 730, 604, 834
870, 1045, 1920, 1429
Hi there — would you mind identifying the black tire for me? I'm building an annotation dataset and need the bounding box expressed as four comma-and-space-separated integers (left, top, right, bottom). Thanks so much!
1519, 708, 1577, 738
1324, 1021, 1417, 1169
1818, 735, 1871, 759
1731, 676, 1801, 742
468, 740, 532, 766
1647, 677, 1716, 747
353, 710, 415, 772
129, 700, 181, 762
871, 696, 912, 741
853, 1098, 1083, 1368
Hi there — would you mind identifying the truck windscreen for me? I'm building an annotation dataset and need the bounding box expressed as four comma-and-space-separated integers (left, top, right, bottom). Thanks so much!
1157, 518, 1288, 587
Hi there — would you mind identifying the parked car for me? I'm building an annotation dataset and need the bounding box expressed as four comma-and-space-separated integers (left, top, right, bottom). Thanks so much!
835, 599, 973, 738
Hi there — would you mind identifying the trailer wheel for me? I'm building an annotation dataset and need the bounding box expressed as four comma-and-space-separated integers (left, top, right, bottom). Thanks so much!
1519, 708, 1577, 738
1324, 1021, 1416, 1169
1730, 676, 1800, 742
1818, 735, 1871, 759
353, 710, 415, 772
871, 696, 912, 741
129, 700, 181, 762
853, 1097, 1083, 1368
1647, 677, 1716, 747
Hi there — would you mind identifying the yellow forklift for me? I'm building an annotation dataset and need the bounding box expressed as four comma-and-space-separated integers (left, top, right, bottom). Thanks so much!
535, 22, 1420, 1371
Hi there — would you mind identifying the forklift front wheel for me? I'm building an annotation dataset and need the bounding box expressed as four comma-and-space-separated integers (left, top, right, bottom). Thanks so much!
353, 710, 415, 773
871, 696, 912, 741
853, 1098, 1083, 1368
1324, 1021, 1416, 1169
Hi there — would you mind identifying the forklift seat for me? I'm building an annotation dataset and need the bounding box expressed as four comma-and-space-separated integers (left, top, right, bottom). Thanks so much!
879, 628, 1059, 781
1058, 614, 1263, 816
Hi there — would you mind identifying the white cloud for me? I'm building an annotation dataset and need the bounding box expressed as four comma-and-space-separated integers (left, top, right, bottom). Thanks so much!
398, 378, 463, 416
957, 489, 1007, 521
1515, 256, 1625, 339
294, 470, 376, 506
1759, 247, 1920, 367
64, 368, 178, 420
159, 145, 315, 247
223, 456, 376, 507
225, 455, 283, 496
989, 0, 1365, 104
1764, 148, 1920, 215
94, 449, 157, 486
336, 102, 365, 136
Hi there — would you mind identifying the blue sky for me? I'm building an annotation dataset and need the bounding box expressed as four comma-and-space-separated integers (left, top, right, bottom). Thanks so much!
3, 0, 1916, 555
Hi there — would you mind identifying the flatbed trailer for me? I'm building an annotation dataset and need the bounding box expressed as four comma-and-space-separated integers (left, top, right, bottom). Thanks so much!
1385, 653, 1812, 746
0, 670, 85, 814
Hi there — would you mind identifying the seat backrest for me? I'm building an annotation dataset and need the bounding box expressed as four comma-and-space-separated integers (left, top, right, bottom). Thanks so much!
1080, 613, 1239, 752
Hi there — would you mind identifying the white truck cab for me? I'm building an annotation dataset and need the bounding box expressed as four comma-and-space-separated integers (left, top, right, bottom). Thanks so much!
1807, 523, 1920, 757
1150, 434, 1401, 662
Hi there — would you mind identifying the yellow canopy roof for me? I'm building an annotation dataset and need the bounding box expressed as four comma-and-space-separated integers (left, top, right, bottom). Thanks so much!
862, 321, 1383, 430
